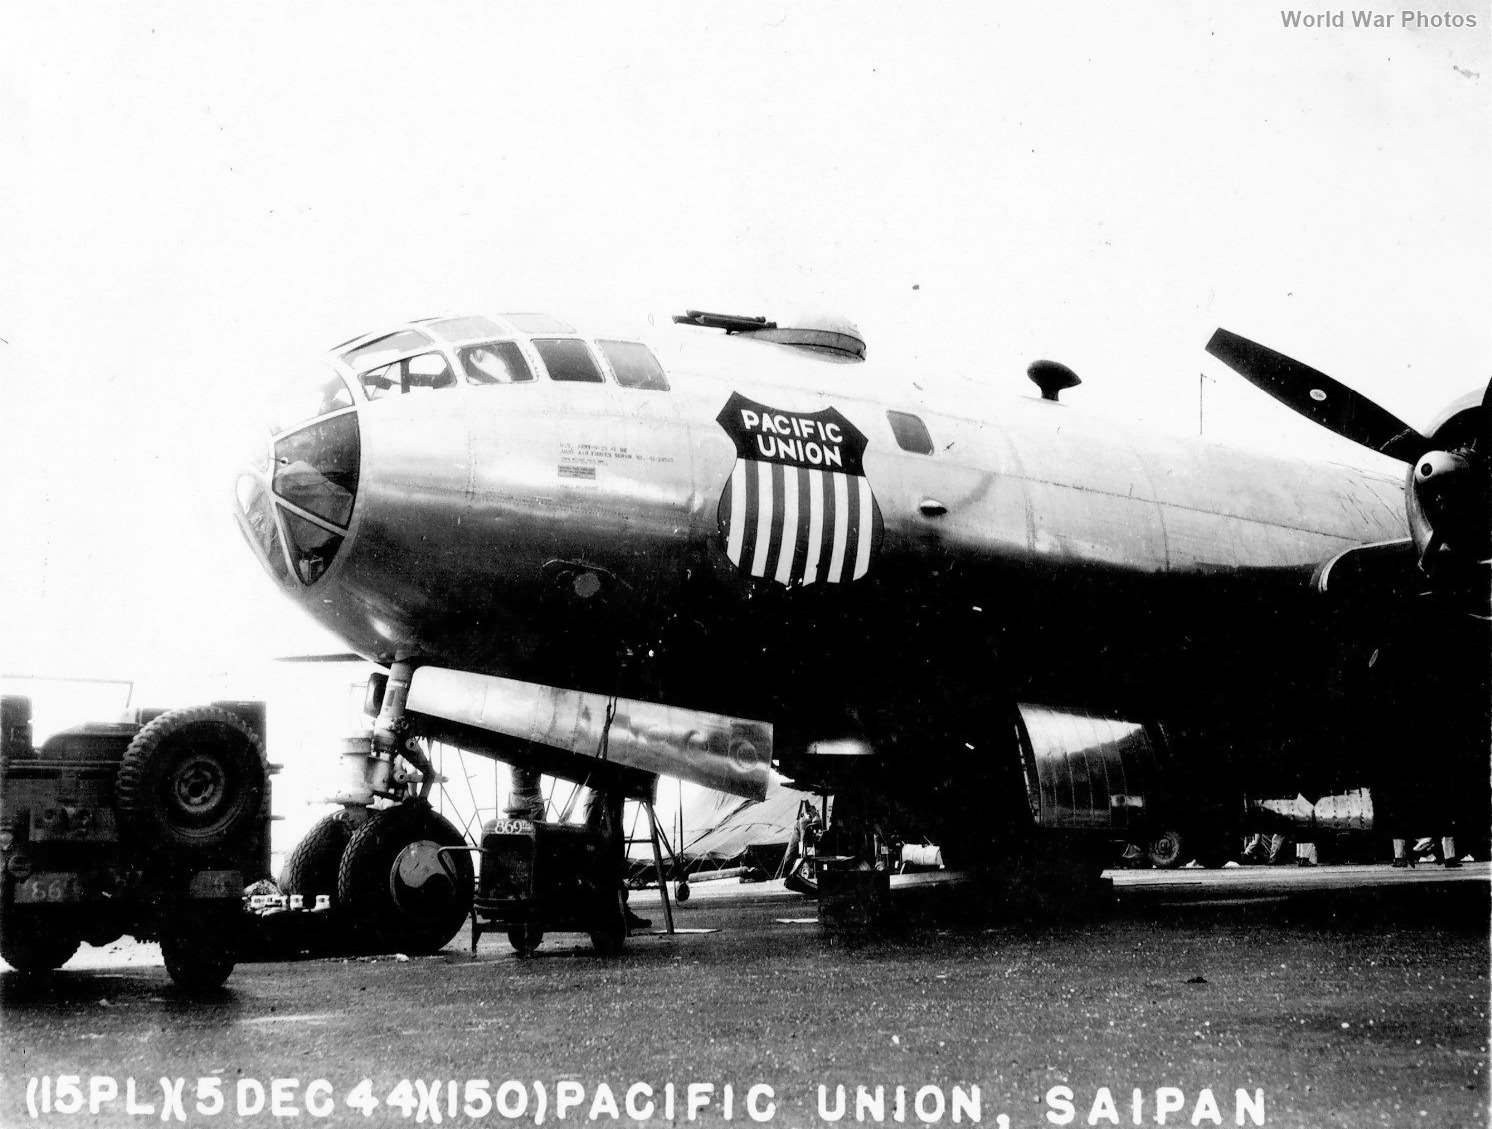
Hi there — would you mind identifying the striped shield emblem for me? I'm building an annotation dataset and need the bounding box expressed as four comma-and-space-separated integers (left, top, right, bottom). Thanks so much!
716, 392, 883, 586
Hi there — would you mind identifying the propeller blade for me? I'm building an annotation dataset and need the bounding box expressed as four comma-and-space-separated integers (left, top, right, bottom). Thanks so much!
1205, 329, 1430, 463
1483, 377, 1491, 486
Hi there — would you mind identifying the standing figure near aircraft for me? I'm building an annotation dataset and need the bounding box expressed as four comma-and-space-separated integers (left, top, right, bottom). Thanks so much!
506, 765, 546, 822
1390, 834, 1462, 868
583, 775, 653, 931
781, 800, 823, 893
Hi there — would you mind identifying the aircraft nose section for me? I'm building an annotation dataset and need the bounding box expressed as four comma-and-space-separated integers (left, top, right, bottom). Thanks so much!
234, 404, 361, 587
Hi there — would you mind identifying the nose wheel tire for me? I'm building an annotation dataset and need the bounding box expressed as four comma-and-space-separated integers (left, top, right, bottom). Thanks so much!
337, 802, 474, 955
116, 707, 267, 856
279, 811, 358, 905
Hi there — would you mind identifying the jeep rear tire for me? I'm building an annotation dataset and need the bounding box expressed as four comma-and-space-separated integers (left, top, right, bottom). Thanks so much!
117, 707, 267, 856
0, 917, 80, 973
161, 911, 238, 990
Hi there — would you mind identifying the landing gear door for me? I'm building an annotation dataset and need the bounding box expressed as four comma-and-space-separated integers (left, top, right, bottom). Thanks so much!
1015, 704, 1160, 832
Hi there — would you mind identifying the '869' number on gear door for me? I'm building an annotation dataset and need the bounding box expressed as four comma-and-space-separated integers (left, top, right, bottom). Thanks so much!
487, 820, 535, 836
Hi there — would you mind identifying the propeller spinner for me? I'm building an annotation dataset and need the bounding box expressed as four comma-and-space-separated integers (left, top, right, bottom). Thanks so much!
1205, 329, 1489, 602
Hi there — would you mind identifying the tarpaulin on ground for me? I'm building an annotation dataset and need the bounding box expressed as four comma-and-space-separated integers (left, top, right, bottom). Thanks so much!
624, 779, 750, 861
677, 773, 819, 865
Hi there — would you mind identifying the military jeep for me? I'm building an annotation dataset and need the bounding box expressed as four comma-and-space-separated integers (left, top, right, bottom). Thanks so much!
0, 695, 271, 988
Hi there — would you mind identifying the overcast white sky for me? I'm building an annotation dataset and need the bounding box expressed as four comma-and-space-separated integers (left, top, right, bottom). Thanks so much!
1, 1, 1487, 702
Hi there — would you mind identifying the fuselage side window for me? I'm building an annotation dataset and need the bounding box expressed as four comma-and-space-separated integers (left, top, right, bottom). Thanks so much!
358, 351, 457, 399
597, 340, 669, 391
460, 341, 534, 385
887, 410, 934, 455
532, 338, 604, 383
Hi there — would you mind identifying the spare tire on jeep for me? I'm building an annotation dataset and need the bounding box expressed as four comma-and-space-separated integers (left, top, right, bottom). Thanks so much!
116, 706, 267, 856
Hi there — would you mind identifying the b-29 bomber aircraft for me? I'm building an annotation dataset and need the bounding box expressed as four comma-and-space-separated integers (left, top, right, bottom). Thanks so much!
234, 308, 1488, 951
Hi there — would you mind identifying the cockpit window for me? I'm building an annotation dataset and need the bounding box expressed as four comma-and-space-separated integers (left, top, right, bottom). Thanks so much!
235, 477, 292, 583
341, 329, 434, 373
280, 511, 344, 586
460, 341, 534, 385
273, 414, 360, 526
359, 363, 398, 400
426, 316, 504, 342
404, 352, 456, 393
243, 370, 362, 589
597, 340, 669, 391
358, 351, 457, 399
532, 338, 603, 383
267, 368, 353, 435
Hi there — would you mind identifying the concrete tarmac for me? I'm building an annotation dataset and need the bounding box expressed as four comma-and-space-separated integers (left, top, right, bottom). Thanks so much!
3, 863, 1487, 1129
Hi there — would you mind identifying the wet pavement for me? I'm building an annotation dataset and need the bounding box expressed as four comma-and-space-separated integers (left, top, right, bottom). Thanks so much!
3, 864, 1487, 1128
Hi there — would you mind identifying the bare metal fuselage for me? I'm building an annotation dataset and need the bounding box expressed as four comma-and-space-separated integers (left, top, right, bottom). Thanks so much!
244, 327, 1405, 760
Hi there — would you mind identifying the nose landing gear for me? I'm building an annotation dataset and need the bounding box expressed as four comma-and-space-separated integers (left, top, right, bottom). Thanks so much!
336, 800, 474, 954
268, 662, 474, 956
